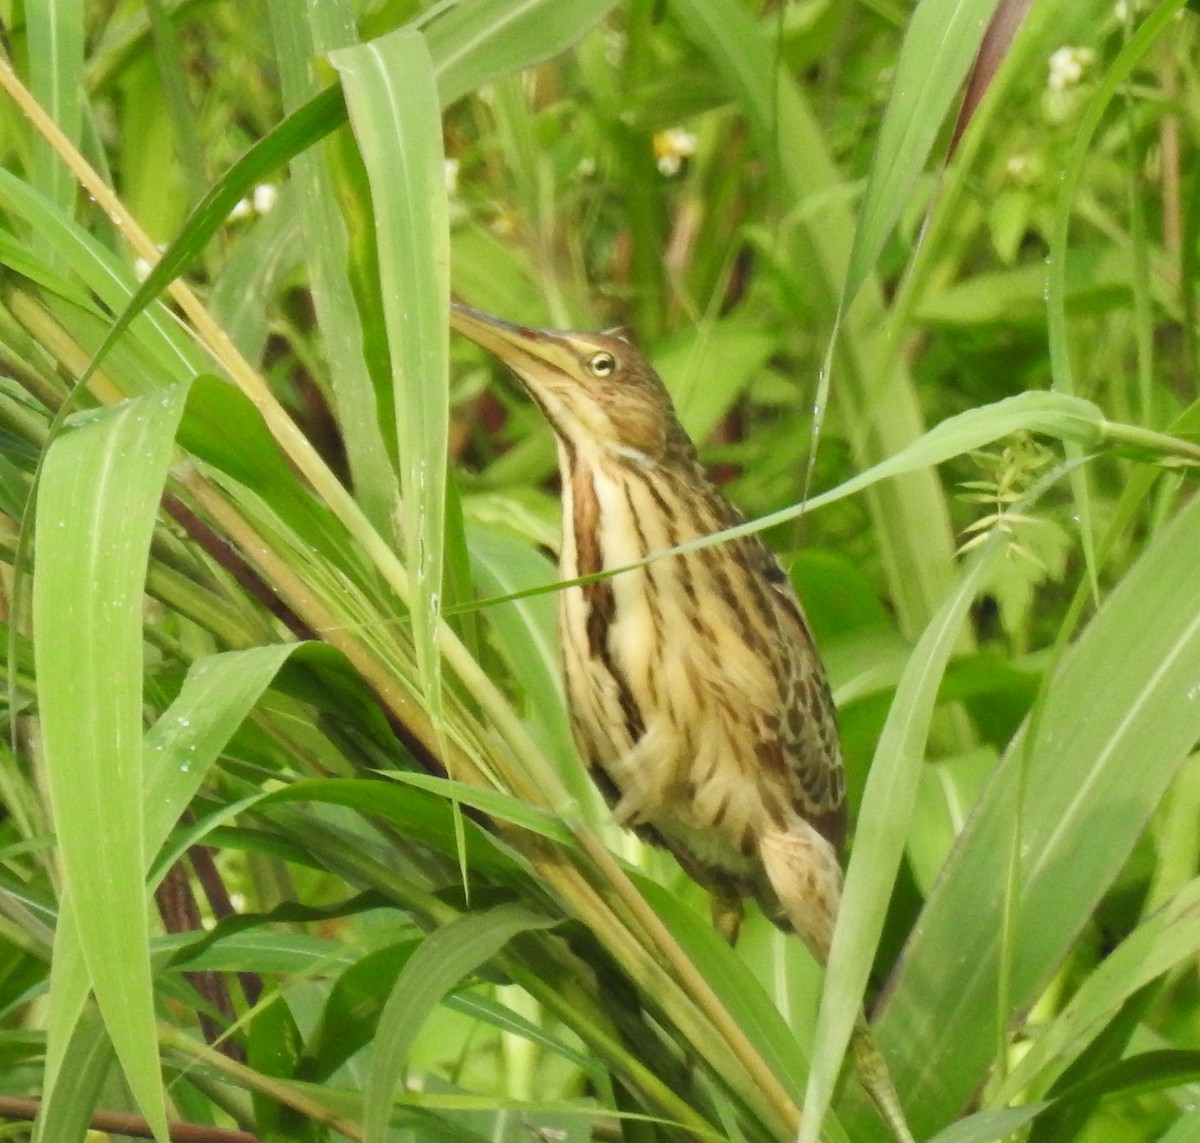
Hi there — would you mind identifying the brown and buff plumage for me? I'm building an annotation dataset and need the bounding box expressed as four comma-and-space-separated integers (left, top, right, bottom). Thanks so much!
451, 303, 913, 1143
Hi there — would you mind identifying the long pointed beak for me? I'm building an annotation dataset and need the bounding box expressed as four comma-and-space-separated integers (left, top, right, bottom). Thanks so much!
450, 302, 553, 374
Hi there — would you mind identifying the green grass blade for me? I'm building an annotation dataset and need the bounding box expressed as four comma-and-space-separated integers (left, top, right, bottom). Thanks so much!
39, 897, 92, 1100
466, 526, 589, 808
453, 393, 1110, 623
143, 644, 301, 855
425, 0, 620, 106
995, 876, 1200, 1101
33, 382, 191, 1142
376, 770, 577, 848
0, 167, 204, 377
363, 904, 557, 1143
32, 1005, 113, 1143
877, 488, 1200, 1134
598, 392, 1106, 569
26, 0, 85, 240
801, 533, 1004, 1143
1046, 0, 1187, 601
843, 0, 1001, 307
632, 878, 812, 1105
331, 27, 450, 702
923, 1104, 1047, 1143
269, 0, 399, 535
45, 645, 309, 1125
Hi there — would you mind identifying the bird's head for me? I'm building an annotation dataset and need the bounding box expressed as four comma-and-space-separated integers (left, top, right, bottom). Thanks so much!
451, 303, 690, 464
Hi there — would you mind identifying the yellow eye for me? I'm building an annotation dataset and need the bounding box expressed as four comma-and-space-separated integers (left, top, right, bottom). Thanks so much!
587, 351, 617, 377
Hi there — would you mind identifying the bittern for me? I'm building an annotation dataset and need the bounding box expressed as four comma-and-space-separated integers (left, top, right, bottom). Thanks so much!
451, 302, 913, 1143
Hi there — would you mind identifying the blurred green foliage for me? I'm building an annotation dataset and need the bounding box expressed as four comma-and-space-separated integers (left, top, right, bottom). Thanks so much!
0, 2, 1197, 1142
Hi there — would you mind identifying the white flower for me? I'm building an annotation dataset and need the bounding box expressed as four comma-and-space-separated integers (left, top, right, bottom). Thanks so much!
252, 183, 278, 214
1006, 154, 1033, 181
654, 127, 698, 176
1047, 46, 1095, 92
604, 29, 627, 67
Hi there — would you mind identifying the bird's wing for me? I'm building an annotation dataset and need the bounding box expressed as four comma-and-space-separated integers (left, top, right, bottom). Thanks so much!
758, 548, 847, 854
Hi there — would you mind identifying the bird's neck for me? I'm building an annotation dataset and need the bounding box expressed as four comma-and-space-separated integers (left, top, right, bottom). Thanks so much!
556, 437, 727, 585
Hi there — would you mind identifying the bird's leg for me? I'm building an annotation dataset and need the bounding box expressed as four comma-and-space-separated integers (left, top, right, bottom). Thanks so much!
709, 881, 745, 946
666, 844, 746, 944
852, 1015, 916, 1143
758, 823, 916, 1143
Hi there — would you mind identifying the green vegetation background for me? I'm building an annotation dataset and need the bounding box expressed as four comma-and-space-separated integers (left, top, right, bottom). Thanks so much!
0, 1, 1198, 1142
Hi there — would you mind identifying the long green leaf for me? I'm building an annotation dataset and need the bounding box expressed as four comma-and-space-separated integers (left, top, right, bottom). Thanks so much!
34, 384, 191, 1142
331, 27, 450, 701
924, 1104, 1048, 1143
876, 487, 1200, 1134
45, 642, 314, 1129
995, 875, 1200, 1101
802, 533, 1005, 1143
32, 1006, 113, 1143
424, 0, 619, 106
27, 0, 85, 242
269, 0, 398, 535
843, 0, 1002, 307
143, 644, 303, 854
363, 903, 557, 1143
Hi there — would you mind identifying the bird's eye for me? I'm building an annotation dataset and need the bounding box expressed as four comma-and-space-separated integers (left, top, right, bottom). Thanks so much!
587, 351, 617, 378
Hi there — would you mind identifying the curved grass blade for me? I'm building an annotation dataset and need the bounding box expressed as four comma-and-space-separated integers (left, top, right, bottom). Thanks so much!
80, 83, 347, 383
924, 1104, 1047, 1143
269, 4, 397, 535
457, 390, 1110, 617
800, 531, 1006, 1143
466, 526, 586, 807
0, 167, 203, 378
27, 0, 85, 240
424, 0, 619, 106
331, 27, 449, 705
995, 875, 1200, 1102
363, 903, 557, 1143
42, 628, 299, 1125
31, 1006, 113, 1143
34, 382, 192, 1141
143, 644, 302, 853
843, 0, 1003, 309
